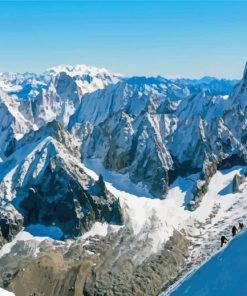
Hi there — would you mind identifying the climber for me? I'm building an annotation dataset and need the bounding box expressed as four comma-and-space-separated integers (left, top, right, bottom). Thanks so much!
232, 225, 238, 237
239, 222, 244, 230
220, 235, 228, 247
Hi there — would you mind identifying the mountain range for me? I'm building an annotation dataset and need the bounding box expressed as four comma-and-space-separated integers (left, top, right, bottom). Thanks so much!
0, 63, 246, 296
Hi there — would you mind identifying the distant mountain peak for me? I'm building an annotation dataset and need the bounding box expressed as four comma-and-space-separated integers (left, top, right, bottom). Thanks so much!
46, 64, 117, 77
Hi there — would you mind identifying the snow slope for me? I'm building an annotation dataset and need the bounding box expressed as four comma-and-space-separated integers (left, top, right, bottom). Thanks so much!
0, 231, 47, 258
0, 287, 15, 296
83, 159, 247, 256
166, 229, 247, 296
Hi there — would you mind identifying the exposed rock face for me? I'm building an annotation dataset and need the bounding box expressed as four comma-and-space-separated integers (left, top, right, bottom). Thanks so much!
2, 230, 189, 296
83, 231, 190, 296
18, 159, 122, 238
79, 109, 174, 197
232, 174, 245, 193
0, 90, 35, 160
189, 155, 218, 211
0, 206, 23, 247
0, 122, 123, 240
32, 72, 81, 127
8, 252, 95, 296
89, 174, 107, 198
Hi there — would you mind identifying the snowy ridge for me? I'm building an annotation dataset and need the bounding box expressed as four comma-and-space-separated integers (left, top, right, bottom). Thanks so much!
165, 228, 247, 296
0, 90, 36, 161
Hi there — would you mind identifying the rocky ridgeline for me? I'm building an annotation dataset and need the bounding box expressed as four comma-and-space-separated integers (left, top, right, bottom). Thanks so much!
0, 121, 123, 242
232, 174, 246, 193
189, 154, 218, 211
0, 206, 23, 247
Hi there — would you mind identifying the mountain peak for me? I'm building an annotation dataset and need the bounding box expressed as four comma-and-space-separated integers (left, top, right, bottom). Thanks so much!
46, 64, 113, 77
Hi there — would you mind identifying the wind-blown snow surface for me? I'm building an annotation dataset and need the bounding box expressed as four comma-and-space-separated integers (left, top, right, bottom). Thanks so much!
165, 229, 247, 296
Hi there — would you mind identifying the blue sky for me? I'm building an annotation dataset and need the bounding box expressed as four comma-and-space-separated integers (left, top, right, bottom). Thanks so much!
0, 1, 246, 78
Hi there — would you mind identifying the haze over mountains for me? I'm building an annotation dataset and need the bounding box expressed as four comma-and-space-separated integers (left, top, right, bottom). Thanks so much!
0, 63, 247, 295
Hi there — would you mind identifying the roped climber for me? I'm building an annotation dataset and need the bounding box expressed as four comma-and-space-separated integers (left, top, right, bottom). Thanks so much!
232, 225, 238, 237
239, 222, 244, 230
220, 235, 228, 247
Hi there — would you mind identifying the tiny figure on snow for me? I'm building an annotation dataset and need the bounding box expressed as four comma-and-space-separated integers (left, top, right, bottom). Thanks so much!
232, 225, 238, 237
239, 222, 244, 231
221, 235, 228, 247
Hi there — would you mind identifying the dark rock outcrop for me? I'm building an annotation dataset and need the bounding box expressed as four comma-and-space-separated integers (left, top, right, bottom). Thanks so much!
0, 123, 123, 241
0, 206, 23, 247
189, 155, 218, 211
16, 158, 123, 239
232, 174, 245, 193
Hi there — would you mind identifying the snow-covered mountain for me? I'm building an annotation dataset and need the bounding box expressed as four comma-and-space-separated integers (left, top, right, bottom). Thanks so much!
0, 62, 247, 296
0, 64, 120, 100
68, 66, 244, 198
0, 64, 240, 199
0, 89, 36, 161
0, 120, 122, 245
0, 71, 46, 100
